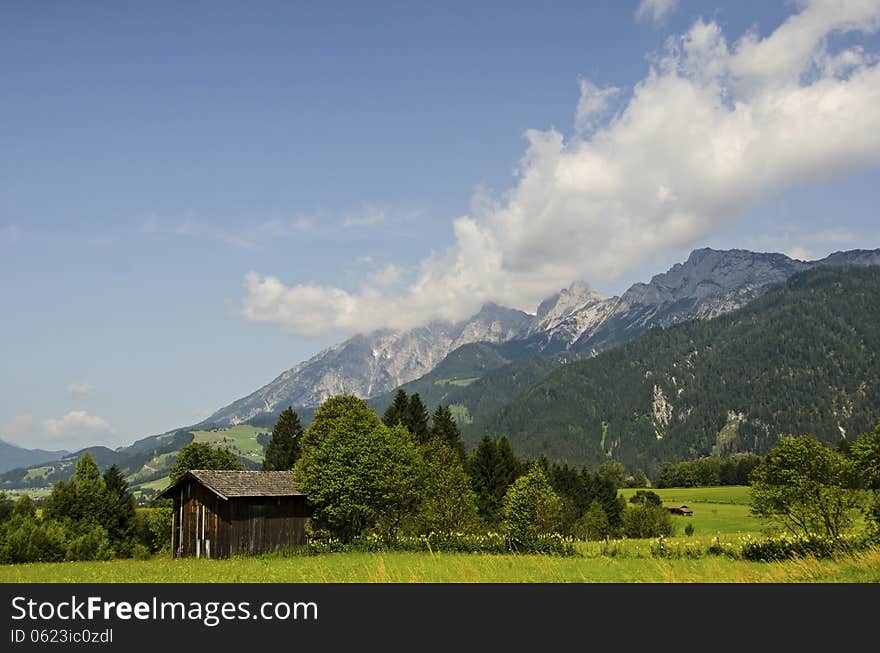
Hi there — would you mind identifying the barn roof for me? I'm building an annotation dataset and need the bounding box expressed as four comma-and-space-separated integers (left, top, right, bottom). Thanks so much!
157, 470, 304, 500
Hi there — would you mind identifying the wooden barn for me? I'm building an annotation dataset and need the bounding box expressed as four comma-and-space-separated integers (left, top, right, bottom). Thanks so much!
667, 504, 694, 516
157, 470, 311, 559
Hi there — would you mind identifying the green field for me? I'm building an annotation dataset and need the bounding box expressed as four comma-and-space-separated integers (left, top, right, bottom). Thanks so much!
191, 425, 268, 460
619, 486, 763, 538
3, 485, 876, 583
2, 548, 879, 583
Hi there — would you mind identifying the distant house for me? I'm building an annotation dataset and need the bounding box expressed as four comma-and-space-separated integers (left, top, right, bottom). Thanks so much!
157, 470, 311, 559
667, 505, 694, 516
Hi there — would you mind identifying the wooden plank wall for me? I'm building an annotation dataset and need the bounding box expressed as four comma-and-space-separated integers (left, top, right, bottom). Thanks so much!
172, 482, 309, 558
228, 496, 309, 557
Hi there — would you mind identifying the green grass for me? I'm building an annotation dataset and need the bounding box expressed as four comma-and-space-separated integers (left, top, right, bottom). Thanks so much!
619, 486, 762, 538
619, 486, 752, 505
448, 404, 473, 424
131, 476, 172, 496
2, 549, 879, 583
22, 465, 55, 482
434, 377, 479, 387
191, 425, 268, 460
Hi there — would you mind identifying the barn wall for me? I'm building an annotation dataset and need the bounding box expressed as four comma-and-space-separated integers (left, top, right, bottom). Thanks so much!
172, 479, 225, 559
172, 484, 310, 558
228, 496, 309, 557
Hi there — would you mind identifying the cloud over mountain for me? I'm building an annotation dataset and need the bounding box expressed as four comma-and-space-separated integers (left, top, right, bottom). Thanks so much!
242, 0, 880, 337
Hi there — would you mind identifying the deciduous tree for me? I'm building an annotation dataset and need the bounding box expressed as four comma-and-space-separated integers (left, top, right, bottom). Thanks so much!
750, 435, 863, 538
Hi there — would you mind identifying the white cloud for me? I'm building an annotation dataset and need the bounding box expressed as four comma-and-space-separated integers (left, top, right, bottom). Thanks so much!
343, 206, 389, 228
242, 1, 880, 337
785, 246, 815, 261
342, 205, 422, 228
364, 264, 405, 288
143, 214, 319, 249
574, 80, 620, 135
2, 411, 114, 450
636, 0, 680, 26
65, 383, 96, 400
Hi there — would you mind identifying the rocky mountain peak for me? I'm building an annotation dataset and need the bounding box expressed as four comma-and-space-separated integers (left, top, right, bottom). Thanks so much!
535, 280, 604, 320
203, 247, 880, 427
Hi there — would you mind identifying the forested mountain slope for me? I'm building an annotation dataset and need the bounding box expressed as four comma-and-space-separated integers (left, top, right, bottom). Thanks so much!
475, 266, 880, 471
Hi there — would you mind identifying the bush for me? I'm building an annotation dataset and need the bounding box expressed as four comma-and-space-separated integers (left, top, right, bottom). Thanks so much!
501, 467, 563, 546
0, 519, 68, 564
684, 523, 695, 536
629, 490, 662, 507
134, 506, 173, 553
65, 525, 114, 562
277, 532, 579, 557
132, 543, 152, 560
621, 505, 674, 539
740, 533, 871, 562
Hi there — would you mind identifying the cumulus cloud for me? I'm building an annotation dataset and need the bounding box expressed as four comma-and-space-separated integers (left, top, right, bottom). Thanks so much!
2, 411, 114, 449
66, 383, 96, 400
636, 0, 680, 26
574, 80, 620, 135
242, 0, 880, 337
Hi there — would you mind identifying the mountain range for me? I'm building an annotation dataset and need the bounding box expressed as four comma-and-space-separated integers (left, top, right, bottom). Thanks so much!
478, 264, 880, 470
3, 246, 879, 490
202, 247, 880, 427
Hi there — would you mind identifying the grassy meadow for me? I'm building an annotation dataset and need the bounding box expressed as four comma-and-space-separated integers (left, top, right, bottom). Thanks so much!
2, 485, 877, 584
2, 547, 879, 583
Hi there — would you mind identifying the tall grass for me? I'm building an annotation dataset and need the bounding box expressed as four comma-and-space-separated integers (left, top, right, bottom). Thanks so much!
1, 547, 878, 583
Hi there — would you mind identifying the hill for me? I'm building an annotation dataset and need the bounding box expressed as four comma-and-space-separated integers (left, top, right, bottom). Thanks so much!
0, 425, 271, 495
0, 440, 68, 474
475, 266, 880, 471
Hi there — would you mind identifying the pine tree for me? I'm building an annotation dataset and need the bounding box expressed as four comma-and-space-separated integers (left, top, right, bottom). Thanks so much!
382, 389, 409, 427
468, 436, 500, 524
495, 436, 522, 490
102, 464, 137, 550
468, 435, 523, 525
263, 407, 303, 471
404, 393, 430, 443
429, 405, 466, 460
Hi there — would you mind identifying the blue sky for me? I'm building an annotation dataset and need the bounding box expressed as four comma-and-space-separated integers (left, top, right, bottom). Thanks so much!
2, 1, 879, 450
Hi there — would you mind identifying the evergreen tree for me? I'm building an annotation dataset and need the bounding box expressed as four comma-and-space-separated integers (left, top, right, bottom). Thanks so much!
495, 436, 522, 490
468, 435, 522, 525
468, 436, 501, 524
101, 464, 137, 551
382, 389, 409, 428
12, 494, 36, 520
404, 393, 430, 443
73, 453, 107, 529
429, 405, 466, 460
262, 407, 303, 471
0, 492, 13, 524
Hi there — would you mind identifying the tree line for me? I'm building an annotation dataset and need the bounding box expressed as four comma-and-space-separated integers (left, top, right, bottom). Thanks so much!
231, 390, 677, 545
0, 455, 170, 564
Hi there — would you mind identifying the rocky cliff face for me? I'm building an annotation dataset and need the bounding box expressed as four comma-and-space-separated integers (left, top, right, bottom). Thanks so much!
204, 303, 534, 425
204, 247, 880, 425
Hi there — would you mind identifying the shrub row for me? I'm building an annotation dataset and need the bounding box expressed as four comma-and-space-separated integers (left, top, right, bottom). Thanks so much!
739, 533, 875, 562
274, 532, 579, 557
647, 533, 877, 561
